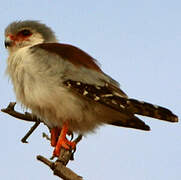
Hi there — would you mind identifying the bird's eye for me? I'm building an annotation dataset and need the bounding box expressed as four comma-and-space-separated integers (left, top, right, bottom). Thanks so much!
19, 29, 32, 36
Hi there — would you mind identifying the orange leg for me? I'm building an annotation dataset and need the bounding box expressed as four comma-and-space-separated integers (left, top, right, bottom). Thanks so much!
52, 123, 76, 157
50, 127, 61, 147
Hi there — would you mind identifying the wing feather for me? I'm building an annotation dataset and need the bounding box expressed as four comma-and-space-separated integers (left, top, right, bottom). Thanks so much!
63, 80, 178, 123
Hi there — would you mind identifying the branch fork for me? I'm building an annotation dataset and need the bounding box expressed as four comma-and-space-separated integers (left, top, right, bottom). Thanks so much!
1, 102, 83, 180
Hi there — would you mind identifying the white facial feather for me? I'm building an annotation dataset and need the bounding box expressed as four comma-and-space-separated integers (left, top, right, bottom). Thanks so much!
19, 31, 44, 47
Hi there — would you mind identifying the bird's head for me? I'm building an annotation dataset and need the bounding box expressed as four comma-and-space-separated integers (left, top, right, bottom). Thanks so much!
4, 20, 58, 53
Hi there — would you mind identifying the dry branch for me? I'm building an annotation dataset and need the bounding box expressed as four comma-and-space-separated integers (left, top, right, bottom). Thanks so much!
21, 121, 41, 143
1, 102, 83, 180
37, 134, 83, 180
1, 102, 40, 122
1, 102, 41, 143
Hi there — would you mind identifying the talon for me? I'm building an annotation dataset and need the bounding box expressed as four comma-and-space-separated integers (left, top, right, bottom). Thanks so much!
53, 138, 76, 157
67, 131, 74, 141
51, 123, 76, 157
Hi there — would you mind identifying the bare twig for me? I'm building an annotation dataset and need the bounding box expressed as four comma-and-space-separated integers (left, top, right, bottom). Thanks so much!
74, 134, 82, 144
1, 102, 41, 143
1, 102, 40, 122
1, 102, 84, 180
37, 135, 83, 180
37, 155, 83, 180
42, 132, 51, 141
21, 121, 41, 143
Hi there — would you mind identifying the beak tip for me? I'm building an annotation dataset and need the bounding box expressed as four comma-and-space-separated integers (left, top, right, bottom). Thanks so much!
5, 35, 13, 48
4, 41, 11, 48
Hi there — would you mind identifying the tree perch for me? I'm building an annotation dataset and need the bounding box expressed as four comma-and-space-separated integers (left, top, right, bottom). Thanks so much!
1, 102, 83, 180
37, 134, 83, 180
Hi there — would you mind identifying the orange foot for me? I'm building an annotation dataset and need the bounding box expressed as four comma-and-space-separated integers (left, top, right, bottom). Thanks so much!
50, 123, 76, 157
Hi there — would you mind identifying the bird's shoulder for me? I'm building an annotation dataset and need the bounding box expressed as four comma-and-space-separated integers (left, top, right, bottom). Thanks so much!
30, 42, 102, 72
29, 42, 128, 98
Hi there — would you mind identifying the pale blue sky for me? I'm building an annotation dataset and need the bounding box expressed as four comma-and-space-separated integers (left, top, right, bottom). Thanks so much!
0, 1, 180, 180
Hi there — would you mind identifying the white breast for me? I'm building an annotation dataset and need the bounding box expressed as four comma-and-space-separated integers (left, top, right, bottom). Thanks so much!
6, 47, 104, 133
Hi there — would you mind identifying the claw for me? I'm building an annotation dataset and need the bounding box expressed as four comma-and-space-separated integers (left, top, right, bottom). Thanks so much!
67, 131, 74, 141
51, 123, 76, 157
53, 138, 76, 157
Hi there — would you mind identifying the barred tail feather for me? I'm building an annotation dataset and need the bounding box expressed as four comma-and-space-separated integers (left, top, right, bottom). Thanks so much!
126, 99, 178, 123
110, 115, 151, 131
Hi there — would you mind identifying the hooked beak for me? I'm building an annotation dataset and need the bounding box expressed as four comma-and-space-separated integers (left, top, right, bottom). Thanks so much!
4, 36, 13, 48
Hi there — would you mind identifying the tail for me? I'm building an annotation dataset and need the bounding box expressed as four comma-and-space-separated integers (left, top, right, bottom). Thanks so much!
125, 98, 178, 122
109, 98, 178, 131
110, 115, 151, 131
